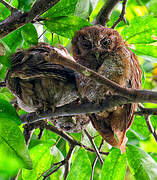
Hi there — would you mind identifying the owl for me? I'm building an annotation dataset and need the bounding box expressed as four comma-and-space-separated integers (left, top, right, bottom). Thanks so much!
5, 43, 78, 114
72, 25, 142, 150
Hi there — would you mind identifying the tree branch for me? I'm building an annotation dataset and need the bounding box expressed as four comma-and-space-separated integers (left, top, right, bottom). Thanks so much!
90, 140, 104, 180
135, 108, 157, 116
84, 129, 103, 166
44, 122, 109, 156
112, 0, 128, 28
145, 115, 157, 142
49, 48, 157, 103
0, 0, 60, 39
42, 144, 75, 180
95, 0, 120, 26
20, 96, 131, 124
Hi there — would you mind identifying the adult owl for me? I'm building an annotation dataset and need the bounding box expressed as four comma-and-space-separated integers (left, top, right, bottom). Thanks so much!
5, 43, 78, 113
72, 25, 142, 150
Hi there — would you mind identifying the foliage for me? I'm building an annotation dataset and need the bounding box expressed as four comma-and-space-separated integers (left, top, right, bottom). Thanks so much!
0, 0, 157, 179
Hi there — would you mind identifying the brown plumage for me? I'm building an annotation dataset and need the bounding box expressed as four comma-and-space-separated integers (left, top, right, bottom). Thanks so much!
72, 25, 142, 150
5, 43, 78, 113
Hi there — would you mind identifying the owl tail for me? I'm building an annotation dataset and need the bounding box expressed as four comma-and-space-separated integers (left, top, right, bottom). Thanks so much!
89, 105, 133, 152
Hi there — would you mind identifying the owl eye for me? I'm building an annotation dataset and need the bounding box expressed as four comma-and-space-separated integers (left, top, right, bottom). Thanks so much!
100, 38, 111, 47
81, 37, 92, 49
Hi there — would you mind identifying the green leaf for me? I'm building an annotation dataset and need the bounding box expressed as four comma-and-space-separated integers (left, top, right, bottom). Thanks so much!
21, 23, 38, 49
18, 0, 36, 11
67, 148, 92, 180
147, 0, 157, 15
126, 145, 157, 180
130, 115, 150, 140
0, 64, 7, 80
43, 0, 78, 18
0, 117, 32, 173
0, 3, 10, 22
131, 44, 157, 61
101, 148, 127, 180
75, 0, 99, 19
44, 16, 92, 39
22, 142, 64, 180
0, 98, 21, 125
0, 56, 11, 67
75, 0, 91, 19
2, 28, 23, 53
121, 16, 157, 44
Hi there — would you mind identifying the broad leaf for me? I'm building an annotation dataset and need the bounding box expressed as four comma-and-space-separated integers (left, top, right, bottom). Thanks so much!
126, 145, 157, 180
101, 148, 127, 180
121, 16, 157, 44
67, 148, 92, 180
75, 0, 91, 19
131, 44, 157, 61
0, 98, 21, 125
2, 28, 23, 53
0, 56, 11, 67
21, 23, 38, 49
130, 115, 150, 140
0, 117, 32, 172
44, 16, 91, 39
18, 0, 35, 11
22, 142, 64, 180
43, 0, 78, 18
0, 3, 10, 22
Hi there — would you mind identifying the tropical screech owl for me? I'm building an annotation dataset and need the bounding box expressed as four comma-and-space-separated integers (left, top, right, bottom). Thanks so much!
5, 43, 90, 133
72, 25, 142, 149
5, 43, 78, 113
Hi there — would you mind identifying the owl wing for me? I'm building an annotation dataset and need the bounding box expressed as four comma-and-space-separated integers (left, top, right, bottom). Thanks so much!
111, 50, 142, 151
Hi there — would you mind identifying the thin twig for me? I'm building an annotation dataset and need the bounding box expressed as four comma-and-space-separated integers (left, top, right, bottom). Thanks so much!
44, 122, 109, 156
38, 29, 47, 40
145, 115, 157, 142
135, 108, 157, 116
112, 0, 128, 29
90, 139, 104, 180
42, 144, 75, 180
84, 129, 103, 166
0, 0, 17, 12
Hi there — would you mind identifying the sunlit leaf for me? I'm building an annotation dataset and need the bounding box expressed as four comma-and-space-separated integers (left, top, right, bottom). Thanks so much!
67, 148, 92, 180
101, 148, 127, 180
132, 44, 157, 61
2, 29, 23, 53
22, 142, 64, 180
44, 16, 91, 39
122, 16, 157, 44
130, 115, 150, 140
0, 117, 32, 173
18, 0, 35, 11
0, 98, 21, 125
126, 145, 157, 180
75, 0, 91, 19
43, 0, 78, 18
147, 0, 157, 15
89, 0, 104, 22
0, 3, 10, 22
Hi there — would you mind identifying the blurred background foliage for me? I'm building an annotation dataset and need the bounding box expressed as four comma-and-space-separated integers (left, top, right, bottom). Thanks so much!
0, 0, 157, 179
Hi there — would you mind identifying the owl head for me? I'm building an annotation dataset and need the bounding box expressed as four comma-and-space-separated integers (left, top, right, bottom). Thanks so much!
72, 25, 125, 69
